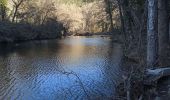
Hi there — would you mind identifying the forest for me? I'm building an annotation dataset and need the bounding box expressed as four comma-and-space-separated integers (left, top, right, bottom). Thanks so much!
0, 0, 120, 42
0, 0, 170, 100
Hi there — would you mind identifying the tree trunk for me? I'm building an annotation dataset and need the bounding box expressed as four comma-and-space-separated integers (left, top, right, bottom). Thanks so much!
1, 6, 6, 21
158, 0, 169, 66
169, 21, 170, 42
117, 0, 125, 35
117, 0, 127, 50
121, 0, 133, 50
12, 7, 18, 22
105, 0, 114, 32
147, 0, 158, 68
122, 0, 132, 34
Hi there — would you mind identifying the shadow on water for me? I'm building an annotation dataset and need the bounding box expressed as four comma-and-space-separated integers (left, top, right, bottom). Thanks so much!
0, 36, 123, 100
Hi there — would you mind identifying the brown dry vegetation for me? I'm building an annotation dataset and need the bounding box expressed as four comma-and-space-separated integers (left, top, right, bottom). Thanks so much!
0, 0, 121, 42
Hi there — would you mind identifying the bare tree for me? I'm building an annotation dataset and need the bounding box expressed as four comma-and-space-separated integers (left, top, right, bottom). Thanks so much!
11, 0, 26, 22
104, 0, 114, 32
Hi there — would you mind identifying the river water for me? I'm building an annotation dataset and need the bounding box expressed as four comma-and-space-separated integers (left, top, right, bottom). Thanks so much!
0, 36, 122, 100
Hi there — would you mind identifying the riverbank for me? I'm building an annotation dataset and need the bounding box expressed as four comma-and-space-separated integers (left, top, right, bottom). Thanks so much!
0, 21, 65, 43
115, 42, 170, 99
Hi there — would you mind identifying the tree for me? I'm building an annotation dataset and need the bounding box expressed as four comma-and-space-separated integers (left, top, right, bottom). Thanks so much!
16, 0, 57, 25
147, 0, 158, 68
116, 0, 125, 34
104, 0, 114, 32
158, 0, 169, 66
11, 0, 26, 22
0, 0, 7, 21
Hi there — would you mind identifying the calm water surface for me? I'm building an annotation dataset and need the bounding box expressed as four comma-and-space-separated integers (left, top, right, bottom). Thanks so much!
0, 36, 122, 100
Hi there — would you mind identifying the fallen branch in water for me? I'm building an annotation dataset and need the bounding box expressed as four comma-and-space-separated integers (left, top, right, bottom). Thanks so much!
57, 70, 91, 100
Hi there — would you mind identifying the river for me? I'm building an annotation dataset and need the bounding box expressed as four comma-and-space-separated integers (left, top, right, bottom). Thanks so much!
0, 36, 122, 100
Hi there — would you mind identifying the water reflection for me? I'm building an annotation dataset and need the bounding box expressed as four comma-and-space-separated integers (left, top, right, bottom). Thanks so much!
0, 36, 122, 100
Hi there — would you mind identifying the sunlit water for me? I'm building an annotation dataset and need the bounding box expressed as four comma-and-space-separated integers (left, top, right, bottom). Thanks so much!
0, 36, 122, 100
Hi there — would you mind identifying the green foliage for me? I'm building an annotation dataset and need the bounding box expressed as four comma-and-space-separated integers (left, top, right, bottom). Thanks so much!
0, 0, 7, 7
0, 0, 7, 20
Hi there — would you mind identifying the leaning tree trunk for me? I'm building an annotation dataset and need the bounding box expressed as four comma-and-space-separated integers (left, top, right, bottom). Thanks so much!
158, 0, 169, 66
147, 0, 158, 68
12, 6, 18, 23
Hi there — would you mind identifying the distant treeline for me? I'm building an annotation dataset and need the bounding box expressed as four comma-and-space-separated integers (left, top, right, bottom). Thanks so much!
55, 0, 120, 34
0, 0, 121, 39
0, 0, 67, 42
0, 20, 66, 42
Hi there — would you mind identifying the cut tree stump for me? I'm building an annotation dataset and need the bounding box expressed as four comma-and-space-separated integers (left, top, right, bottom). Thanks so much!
144, 68, 170, 85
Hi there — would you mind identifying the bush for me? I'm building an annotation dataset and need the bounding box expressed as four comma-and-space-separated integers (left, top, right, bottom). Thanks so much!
0, 20, 66, 42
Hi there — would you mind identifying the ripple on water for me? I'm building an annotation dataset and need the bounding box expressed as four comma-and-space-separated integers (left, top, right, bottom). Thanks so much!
0, 36, 122, 100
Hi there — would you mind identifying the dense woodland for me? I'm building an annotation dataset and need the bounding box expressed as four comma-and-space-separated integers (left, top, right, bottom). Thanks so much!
0, 0, 120, 42
1, 0, 170, 99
